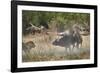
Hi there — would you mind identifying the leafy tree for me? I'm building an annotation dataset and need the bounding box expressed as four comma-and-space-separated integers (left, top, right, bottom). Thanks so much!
22, 10, 90, 34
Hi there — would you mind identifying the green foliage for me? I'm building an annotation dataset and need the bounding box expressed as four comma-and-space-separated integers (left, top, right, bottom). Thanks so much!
22, 10, 90, 33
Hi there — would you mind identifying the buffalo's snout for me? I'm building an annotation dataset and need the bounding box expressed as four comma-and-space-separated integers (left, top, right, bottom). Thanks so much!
52, 40, 59, 45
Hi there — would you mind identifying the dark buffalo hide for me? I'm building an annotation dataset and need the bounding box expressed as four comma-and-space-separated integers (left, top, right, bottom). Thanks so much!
53, 28, 82, 49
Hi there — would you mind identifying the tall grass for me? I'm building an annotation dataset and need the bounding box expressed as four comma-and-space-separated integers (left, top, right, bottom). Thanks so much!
22, 32, 90, 62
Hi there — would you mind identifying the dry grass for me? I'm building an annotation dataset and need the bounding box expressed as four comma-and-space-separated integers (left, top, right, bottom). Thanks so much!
22, 32, 90, 62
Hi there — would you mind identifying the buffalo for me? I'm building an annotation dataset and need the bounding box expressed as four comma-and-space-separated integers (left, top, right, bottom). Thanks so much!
53, 25, 82, 50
